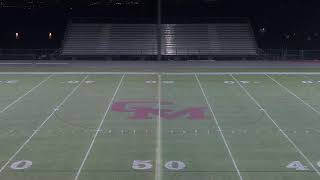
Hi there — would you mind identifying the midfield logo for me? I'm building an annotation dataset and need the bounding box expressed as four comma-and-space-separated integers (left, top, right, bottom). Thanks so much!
111, 100, 207, 120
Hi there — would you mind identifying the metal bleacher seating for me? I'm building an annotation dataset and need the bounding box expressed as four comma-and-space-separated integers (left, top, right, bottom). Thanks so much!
62, 24, 157, 56
61, 23, 257, 57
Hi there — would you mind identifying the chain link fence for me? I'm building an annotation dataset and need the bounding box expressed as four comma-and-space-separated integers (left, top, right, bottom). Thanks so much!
1, 48, 320, 60
259, 49, 320, 60
0, 49, 59, 60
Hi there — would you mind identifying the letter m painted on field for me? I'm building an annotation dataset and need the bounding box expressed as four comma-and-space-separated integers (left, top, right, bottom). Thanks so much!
111, 100, 207, 120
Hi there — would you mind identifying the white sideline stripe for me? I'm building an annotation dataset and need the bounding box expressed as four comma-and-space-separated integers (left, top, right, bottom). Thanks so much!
0, 72, 320, 75
195, 74, 243, 180
35, 63, 69, 65
0, 63, 33, 65
167, 72, 320, 75
0, 74, 53, 114
230, 74, 320, 176
266, 74, 320, 116
0, 72, 156, 75
74, 74, 125, 180
0, 75, 89, 174
155, 74, 162, 180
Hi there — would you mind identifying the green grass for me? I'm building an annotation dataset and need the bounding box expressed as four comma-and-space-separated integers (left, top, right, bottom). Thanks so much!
0, 65, 320, 73
0, 71, 320, 180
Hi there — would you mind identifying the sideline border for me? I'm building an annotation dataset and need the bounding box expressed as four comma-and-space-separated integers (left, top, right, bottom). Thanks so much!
1, 72, 320, 75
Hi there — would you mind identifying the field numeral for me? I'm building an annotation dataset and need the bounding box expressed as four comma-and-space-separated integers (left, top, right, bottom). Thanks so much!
224, 81, 259, 85
63, 81, 96, 84
0, 80, 19, 85
132, 160, 153, 170
132, 160, 186, 171
302, 81, 320, 84
85, 81, 95, 84
164, 161, 186, 171
286, 161, 309, 171
67, 81, 80, 84
145, 81, 175, 84
10, 160, 32, 170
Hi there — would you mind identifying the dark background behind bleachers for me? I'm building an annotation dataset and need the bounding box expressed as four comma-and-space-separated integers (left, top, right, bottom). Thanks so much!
0, 0, 319, 51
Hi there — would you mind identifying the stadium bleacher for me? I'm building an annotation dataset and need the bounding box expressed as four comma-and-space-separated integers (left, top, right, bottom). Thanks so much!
61, 23, 257, 58
62, 24, 157, 56
161, 24, 257, 55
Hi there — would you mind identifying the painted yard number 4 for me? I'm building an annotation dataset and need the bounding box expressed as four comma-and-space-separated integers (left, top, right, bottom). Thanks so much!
132, 160, 186, 171
287, 160, 320, 171
286, 161, 309, 171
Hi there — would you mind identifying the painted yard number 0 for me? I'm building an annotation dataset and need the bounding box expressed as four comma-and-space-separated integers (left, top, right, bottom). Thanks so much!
132, 160, 186, 171
165, 161, 186, 170
10, 160, 32, 170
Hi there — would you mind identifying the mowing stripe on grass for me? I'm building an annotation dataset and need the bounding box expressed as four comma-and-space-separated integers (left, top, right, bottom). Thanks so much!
230, 74, 320, 177
155, 74, 162, 180
266, 74, 320, 116
0, 74, 53, 114
0, 75, 89, 175
195, 74, 244, 180
74, 74, 125, 180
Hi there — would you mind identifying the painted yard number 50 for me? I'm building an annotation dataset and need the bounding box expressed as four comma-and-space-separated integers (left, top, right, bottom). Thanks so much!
132, 160, 186, 171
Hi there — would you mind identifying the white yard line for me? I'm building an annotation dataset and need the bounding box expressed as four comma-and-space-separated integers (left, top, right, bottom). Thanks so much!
266, 74, 320, 116
230, 74, 320, 176
0, 74, 53, 114
155, 74, 162, 180
0, 75, 89, 174
74, 74, 125, 180
195, 74, 243, 180
0, 72, 320, 75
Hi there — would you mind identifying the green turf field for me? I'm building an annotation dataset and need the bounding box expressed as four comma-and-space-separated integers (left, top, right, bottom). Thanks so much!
1, 72, 320, 180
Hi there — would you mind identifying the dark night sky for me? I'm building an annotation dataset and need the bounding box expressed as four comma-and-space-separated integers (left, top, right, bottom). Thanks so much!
0, 0, 319, 49
1, 0, 319, 22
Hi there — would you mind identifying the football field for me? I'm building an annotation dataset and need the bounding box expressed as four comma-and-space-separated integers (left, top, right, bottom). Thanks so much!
1, 72, 320, 180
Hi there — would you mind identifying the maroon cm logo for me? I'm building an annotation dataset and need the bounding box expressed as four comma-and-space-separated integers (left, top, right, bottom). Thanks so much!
111, 100, 207, 120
